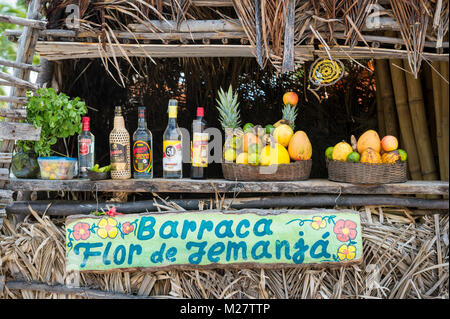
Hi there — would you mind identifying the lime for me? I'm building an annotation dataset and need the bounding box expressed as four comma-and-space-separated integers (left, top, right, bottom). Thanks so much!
248, 143, 261, 155
347, 151, 361, 163
398, 149, 407, 162
325, 146, 334, 160
248, 152, 261, 166
265, 124, 275, 135
224, 148, 236, 162
91, 164, 100, 172
243, 123, 255, 133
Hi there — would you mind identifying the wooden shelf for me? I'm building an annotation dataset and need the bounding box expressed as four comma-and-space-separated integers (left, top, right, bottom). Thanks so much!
5, 178, 449, 195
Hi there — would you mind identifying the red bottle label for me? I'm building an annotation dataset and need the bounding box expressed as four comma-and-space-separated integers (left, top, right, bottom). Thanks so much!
133, 141, 152, 173
79, 138, 91, 156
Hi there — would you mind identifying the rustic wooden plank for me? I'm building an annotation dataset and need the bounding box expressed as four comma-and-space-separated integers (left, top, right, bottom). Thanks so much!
0, 71, 38, 90
34, 41, 449, 61
129, 19, 243, 32
4, 280, 176, 299
0, 58, 41, 72
0, 107, 27, 119
0, 13, 46, 29
0, 96, 28, 105
0, 190, 13, 205
0, 122, 41, 141
0, 168, 10, 180
282, 0, 295, 73
5, 178, 449, 195
0, 153, 12, 164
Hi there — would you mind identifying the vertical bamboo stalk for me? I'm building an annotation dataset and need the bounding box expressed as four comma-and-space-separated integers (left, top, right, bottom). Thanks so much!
404, 61, 439, 181
375, 66, 386, 137
440, 61, 449, 181
376, 60, 399, 137
431, 61, 445, 180
389, 59, 423, 180
422, 63, 437, 156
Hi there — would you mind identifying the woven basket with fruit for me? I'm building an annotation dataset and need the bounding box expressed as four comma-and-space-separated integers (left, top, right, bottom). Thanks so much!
325, 130, 408, 184
217, 87, 312, 181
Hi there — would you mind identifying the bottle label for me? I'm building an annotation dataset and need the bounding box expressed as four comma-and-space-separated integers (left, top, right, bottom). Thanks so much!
133, 140, 152, 173
79, 138, 91, 156
110, 142, 127, 171
192, 132, 208, 167
163, 140, 182, 171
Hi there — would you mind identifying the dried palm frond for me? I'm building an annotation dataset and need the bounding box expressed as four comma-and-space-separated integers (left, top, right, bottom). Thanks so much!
390, 0, 431, 78
342, 0, 376, 48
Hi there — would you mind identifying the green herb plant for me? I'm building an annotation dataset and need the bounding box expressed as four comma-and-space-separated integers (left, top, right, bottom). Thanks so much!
18, 88, 88, 157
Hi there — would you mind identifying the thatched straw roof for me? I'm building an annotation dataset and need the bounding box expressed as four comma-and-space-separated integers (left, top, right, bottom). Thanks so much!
6, 0, 447, 81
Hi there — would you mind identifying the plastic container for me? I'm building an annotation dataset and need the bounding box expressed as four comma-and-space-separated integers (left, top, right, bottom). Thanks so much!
38, 157, 77, 180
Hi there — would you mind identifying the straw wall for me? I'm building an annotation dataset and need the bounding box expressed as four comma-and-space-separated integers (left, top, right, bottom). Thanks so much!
1, 209, 448, 299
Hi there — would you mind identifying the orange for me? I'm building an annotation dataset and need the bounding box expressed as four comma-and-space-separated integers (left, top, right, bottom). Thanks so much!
273, 124, 294, 147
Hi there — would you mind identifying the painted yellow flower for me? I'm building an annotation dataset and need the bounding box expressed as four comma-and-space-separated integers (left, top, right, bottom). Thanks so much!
311, 216, 327, 230
337, 245, 356, 261
97, 217, 118, 239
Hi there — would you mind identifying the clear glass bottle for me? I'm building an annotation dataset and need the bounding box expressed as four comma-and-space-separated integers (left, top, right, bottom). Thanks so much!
163, 99, 183, 179
191, 107, 208, 179
109, 106, 131, 180
78, 116, 95, 179
132, 106, 153, 178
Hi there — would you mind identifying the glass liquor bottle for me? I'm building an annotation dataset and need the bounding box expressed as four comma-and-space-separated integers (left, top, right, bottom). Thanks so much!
78, 116, 95, 179
163, 99, 183, 178
110, 106, 131, 179
191, 107, 208, 179
132, 106, 153, 178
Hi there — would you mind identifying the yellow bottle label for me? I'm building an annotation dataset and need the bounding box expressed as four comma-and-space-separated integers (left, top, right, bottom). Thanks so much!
192, 132, 208, 167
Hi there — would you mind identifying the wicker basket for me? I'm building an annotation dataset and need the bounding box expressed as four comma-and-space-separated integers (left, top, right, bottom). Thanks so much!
326, 158, 407, 184
222, 160, 312, 181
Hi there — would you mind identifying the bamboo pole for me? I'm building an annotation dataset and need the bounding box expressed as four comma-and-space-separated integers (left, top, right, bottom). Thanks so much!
404, 60, 439, 181
389, 59, 423, 180
422, 63, 437, 156
375, 66, 386, 137
440, 61, 449, 181
431, 61, 445, 180
376, 59, 399, 137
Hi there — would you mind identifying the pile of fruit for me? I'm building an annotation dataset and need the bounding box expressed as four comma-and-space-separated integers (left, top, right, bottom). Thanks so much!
325, 130, 407, 164
89, 164, 111, 173
220, 91, 312, 166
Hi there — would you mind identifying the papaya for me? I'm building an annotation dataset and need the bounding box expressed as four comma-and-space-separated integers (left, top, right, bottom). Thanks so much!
332, 142, 353, 161
360, 148, 382, 164
381, 135, 398, 152
381, 150, 401, 164
288, 131, 312, 160
357, 130, 381, 154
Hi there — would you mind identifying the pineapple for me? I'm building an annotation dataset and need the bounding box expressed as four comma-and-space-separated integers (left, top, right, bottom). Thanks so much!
216, 85, 241, 130
281, 104, 298, 130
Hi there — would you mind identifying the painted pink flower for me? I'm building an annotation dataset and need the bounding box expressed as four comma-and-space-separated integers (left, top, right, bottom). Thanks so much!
122, 222, 134, 235
73, 222, 90, 241
333, 220, 357, 242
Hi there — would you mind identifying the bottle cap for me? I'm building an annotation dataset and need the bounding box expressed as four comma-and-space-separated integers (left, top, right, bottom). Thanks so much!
114, 106, 122, 115
168, 99, 178, 106
196, 107, 204, 117
82, 116, 90, 131
138, 106, 146, 118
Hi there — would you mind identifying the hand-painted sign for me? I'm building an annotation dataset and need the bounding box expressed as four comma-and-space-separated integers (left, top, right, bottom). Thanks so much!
65, 209, 362, 272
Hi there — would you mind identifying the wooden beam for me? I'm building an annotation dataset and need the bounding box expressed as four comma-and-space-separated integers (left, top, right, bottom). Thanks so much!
0, 58, 41, 72
0, 190, 13, 205
0, 153, 12, 164
129, 19, 243, 33
33, 41, 449, 61
0, 71, 38, 90
0, 107, 27, 119
5, 178, 449, 195
0, 122, 41, 141
4, 280, 177, 299
0, 13, 46, 29
282, 0, 295, 73
0, 96, 28, 105
0, 168, 9, 180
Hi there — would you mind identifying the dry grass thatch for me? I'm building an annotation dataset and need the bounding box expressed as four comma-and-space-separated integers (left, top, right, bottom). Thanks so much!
0, 205, 448, 299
